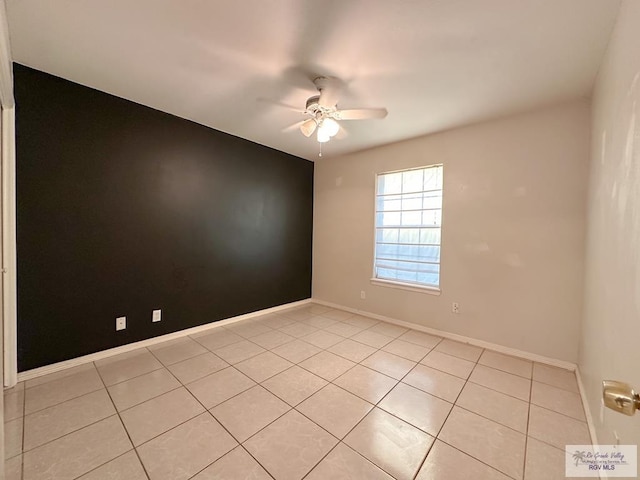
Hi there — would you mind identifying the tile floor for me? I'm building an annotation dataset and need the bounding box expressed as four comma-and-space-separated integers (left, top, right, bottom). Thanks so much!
3, 304, 592, 480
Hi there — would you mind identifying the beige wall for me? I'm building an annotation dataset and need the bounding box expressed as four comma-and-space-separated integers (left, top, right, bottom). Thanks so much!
580, 0, 640, 445
313, 101, 590, 362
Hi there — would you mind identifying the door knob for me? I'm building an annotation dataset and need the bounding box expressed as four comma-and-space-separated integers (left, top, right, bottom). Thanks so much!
602, 380, 640, 416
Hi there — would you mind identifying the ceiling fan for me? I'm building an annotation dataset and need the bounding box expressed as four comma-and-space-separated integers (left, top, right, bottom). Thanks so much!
283, 76, 388, 144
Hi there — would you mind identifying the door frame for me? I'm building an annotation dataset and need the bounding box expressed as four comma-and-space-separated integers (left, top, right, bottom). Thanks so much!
0, 0, 17, 389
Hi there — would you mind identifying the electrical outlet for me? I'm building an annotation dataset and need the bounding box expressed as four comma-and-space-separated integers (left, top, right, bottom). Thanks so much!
152, 309, 161, 323
116, 316, 126, 331
360, 290, 366, 299
452, 302, 460, 314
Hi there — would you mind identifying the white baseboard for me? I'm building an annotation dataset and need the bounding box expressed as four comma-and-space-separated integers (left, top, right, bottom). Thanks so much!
17, 299, 311, 383
312, 298, 577, 371
575, 366, 599, 445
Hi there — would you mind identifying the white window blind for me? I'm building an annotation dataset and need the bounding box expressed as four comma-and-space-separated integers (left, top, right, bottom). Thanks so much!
374, 164, 443, 288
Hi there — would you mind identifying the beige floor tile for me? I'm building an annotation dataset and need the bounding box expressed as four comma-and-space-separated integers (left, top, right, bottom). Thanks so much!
250, 329, 295, 349
23, 415, 132, 480
479, 350, 533, 378
328, 339, 377, 363
382, 339, 431, 362
308, 303, 332, 314
5, 454, 22, 480
5, 417, 23, 459
120, 387, 205, 446
302, 315, 340, 329
167, 352, 228, 384
108, 368, 180, 411
280, 307, 315, 321
211, 385, 290, 442
300, 329, 344, 349
226, 321, 273, 338
192, 329, 244, 351
187, 367, 255, 408
379, 382, 452, 436
262, 366, 328, 406
524, 437, 592, 480
260, 315, 296, 329
456, 382, 529, 433
403, 364, 465, 403
138, 413, 237, 480
234, 351, 293, 382
78, 451, 147, 480
96, 349, 163, 386
192, 446, 272, 479
297, 384, 373, 438
213, 339, 266, 364
434, 339, 483, 362
299, 351, 356, 381
417, 440, 511, 480
306, 443, 394, 480
150, 338, 207, 366
421, 350, 475, 379
351, 330, 393, 348
10, 381, 26, 391
361, 351, 416, 380
4, 389, 24, 422
321, 309, 354, 321
24, 389, 115, 451
531, 381, 585, 420
271, 339, 321, 363
469, 364, 531, 401
343, 315, 379, 329
398, 330, 442, 348
528, 405, 591, 449
345, 407, 434, 480
439, 407, 525, 479
334, 365, 398, 404
532, 363, 579, 393
369, 322, 409, 338
25, 367, 104, 414
244, 409, 338, 480
25, 363, 95, 389
324, 321, 364, 337
278, 322, 319, 338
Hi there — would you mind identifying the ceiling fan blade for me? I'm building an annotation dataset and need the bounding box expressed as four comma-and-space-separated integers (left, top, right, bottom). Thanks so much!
335, 125, 348, 140
334, 108, 388, 120
282, 120, 306, 133
300, 118, 317, 137
257, 97, 305, 113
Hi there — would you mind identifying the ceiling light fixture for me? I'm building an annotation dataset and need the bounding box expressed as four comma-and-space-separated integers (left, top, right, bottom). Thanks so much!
318, 118, 340, 139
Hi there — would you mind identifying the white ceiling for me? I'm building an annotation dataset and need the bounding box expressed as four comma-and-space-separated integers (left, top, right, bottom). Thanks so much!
6, 0, 620, 161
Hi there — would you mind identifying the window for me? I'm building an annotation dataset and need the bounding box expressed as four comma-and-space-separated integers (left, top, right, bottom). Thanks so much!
373, 164, 443, 291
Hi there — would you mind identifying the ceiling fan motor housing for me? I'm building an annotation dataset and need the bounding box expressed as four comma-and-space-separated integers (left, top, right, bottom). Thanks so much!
306, 95, 321, 111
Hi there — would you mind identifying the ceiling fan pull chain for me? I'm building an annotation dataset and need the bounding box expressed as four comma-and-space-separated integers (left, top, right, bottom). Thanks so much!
318, 142, 322, 157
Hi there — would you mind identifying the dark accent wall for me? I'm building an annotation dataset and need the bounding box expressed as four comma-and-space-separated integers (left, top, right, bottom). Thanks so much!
15, 64, 313, 372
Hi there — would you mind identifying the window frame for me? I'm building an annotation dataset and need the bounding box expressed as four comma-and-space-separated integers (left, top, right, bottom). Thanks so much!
370, 164, 443, 296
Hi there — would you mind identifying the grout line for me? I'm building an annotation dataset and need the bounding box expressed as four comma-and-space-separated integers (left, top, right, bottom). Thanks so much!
94, 361, 151, 480
73, 449, 143, 480
522, 371, 534, 478
434, 438, 520, 480
158, 368, 280, 480
409, 348, 524, 480
21, 375, 25, 480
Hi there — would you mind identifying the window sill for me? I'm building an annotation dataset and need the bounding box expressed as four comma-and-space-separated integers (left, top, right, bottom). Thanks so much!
369, 278, 441, 296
